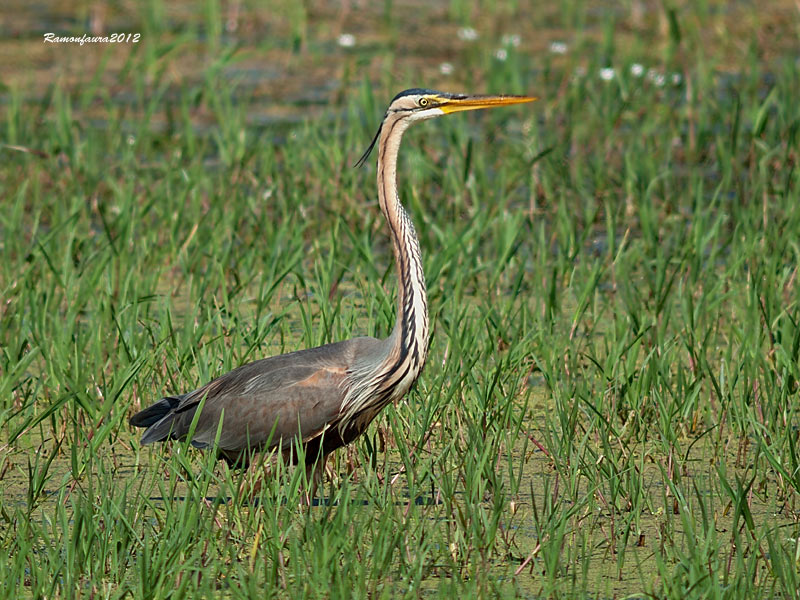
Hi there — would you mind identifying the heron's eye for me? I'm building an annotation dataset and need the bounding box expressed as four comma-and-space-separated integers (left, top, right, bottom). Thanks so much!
419, 98, 429, 107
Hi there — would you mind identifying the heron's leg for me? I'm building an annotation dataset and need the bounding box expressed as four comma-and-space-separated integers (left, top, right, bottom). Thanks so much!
302, 455, 327, 505
237, 451, 276, 501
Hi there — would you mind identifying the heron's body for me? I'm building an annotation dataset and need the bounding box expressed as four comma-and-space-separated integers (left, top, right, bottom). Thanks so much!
130, 88, 534, 479
131, 338, 383, 466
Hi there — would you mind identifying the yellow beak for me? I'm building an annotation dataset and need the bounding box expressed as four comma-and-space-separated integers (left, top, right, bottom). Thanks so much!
436, 94, 537, 114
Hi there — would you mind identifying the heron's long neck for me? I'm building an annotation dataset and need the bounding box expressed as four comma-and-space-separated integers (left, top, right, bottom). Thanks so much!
337, 117, 430, 434
376, 118, 429, 383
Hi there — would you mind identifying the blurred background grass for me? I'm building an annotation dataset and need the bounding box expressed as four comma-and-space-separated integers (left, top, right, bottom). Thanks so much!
2, 1, 800, 598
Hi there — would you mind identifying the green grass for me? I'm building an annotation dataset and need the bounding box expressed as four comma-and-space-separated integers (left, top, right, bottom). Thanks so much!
2, 0, 800, 597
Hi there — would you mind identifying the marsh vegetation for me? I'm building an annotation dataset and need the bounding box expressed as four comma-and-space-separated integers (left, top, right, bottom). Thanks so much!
2, 0, 800, 597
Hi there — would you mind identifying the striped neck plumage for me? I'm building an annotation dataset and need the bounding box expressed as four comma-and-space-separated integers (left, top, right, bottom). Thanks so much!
376, 115, 430, 381
337, 113, 430, 437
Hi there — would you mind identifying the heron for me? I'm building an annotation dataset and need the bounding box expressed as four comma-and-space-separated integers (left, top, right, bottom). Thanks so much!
130, 89, 535, 493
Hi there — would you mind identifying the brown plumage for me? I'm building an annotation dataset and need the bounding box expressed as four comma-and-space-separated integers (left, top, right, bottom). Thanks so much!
129, 89, 535, 483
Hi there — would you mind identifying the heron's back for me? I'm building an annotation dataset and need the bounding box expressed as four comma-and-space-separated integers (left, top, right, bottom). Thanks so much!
130, 336, 386, 465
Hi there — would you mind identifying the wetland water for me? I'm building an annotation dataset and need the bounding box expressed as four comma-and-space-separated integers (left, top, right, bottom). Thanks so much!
3, 0, 800, 597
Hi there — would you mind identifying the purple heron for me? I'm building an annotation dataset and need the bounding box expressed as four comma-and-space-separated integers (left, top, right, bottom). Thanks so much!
130, 89, 535, 489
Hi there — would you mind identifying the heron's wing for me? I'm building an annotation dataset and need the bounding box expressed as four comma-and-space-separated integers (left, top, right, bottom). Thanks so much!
134, 337, 383, 455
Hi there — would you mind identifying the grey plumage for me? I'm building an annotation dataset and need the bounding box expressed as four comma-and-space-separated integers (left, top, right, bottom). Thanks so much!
131, 337, 385, 466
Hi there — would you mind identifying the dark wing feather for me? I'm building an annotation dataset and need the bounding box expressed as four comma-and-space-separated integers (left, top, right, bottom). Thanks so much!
129, 396, 180, 428
131, 337, 383, 460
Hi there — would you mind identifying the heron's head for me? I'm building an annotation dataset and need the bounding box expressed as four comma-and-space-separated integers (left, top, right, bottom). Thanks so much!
356, 88, 536, 167
387, 88, 536, 122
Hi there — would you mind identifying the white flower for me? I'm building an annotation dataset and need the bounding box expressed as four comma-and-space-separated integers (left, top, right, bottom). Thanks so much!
671, 72, 682, 85
457, 27, 478, 42
630, 63, 644, 77
549, 41, 568, 54
439, 62, 454, 75
647, 69, 666, 86
599, 67, 616, 81
501, 34, 521, 47
337, 33, 355, 48
494, 48, 508, 61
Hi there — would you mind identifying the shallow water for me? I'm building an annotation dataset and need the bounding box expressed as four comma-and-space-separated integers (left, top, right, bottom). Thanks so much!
4, 1, 800, 597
